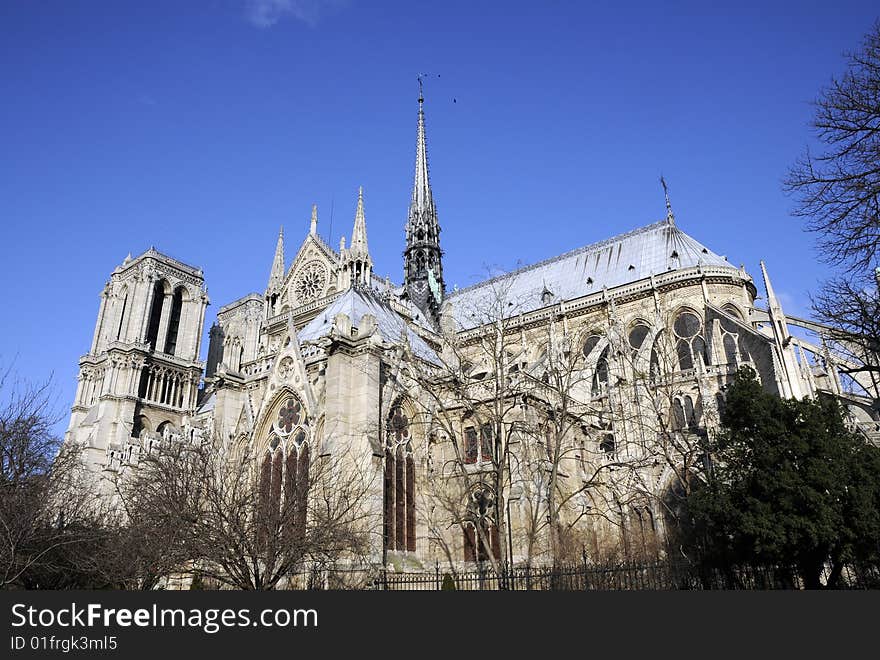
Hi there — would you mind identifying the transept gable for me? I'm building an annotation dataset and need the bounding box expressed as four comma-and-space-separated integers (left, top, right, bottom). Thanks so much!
280, 233, 340, 309
252, 325, 317, 450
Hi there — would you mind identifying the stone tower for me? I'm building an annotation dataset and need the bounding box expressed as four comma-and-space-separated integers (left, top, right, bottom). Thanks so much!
403, 86, 445, 324
65, 248, 209, 471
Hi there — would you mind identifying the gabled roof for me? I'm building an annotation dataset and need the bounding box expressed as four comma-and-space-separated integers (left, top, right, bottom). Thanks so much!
445, 220, 737, 328
297, 286, 439, 363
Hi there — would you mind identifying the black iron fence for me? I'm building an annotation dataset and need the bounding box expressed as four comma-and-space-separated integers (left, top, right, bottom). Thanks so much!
370, 559, 880, 591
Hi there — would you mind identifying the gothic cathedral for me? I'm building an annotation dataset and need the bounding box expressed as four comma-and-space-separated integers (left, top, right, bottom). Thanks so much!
65, 94, 880, 570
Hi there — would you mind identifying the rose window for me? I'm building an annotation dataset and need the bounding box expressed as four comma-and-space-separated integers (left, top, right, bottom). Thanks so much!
277, 397, 303, 435
388, 407, 409, 445
294, 261, 327, 303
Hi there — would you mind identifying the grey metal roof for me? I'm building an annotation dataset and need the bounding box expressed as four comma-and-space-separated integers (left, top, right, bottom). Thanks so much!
196, 390, 216, 414
445, 220, 735, 328
297, 287, 439, 363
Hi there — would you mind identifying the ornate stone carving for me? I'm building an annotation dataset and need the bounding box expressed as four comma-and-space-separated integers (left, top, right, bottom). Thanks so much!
278, 356, 294, 381
294, 260, 328, 304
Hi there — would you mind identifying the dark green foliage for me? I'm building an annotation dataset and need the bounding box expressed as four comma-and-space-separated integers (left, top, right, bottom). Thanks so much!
189, 572, 205, 590
441, 573, 457, 590
685, 367, 880, 588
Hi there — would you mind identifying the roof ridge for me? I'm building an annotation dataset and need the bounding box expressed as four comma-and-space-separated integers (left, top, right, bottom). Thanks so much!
447, 219, 671, 298
123, 247, 204, 276
310, 232, 339, 259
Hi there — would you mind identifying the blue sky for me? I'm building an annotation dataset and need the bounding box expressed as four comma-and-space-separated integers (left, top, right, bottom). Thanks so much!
1, 1, 878, 434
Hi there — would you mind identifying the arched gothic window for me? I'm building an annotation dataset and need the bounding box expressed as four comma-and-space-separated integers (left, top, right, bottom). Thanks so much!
463, 421, 494, 465
722, 304, 744, 321
718, 313, 751, 367
258, 396, 310, 548
116, 288, 129, 341
649, 331, 666, 382
673, 311, 708, 371
463, 487, 501, 563
591, 347, 610, 396
582, 334, 602, 359
628, 323, 650, 355
625, 503, 657, 560
164, 287, 185, 355
145, 280, 168, 350
670, 395, 702, 431
384, 404, 415, 552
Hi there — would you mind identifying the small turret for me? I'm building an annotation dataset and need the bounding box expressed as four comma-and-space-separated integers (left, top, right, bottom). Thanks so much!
341, 187, 373, 289
265, 226, 285, 316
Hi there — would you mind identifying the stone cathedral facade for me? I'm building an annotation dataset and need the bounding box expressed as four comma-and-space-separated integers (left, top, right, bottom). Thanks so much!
65, 95, 880, 573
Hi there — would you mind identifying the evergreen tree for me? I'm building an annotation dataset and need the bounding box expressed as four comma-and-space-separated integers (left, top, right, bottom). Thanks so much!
687, 367, 880, 588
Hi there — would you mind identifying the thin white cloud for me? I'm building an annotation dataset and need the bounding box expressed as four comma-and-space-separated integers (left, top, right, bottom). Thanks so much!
136, 93, 158, 107
244, 0, 346, 28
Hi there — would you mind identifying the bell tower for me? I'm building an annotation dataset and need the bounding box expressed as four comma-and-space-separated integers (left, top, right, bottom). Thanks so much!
65, 249, 208, 470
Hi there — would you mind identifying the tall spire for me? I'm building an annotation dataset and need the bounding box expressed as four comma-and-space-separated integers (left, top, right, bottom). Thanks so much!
404, 79, 445, 324
660, 175, 675, 226
412, 78, 434, 214
267, 226, 285, 292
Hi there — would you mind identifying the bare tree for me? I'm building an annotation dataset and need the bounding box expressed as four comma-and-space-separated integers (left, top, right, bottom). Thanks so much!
509, 316, 656, 564
784, 20, 880, 275
389, 276, 652, 570
616, 318, 718, 559
811, 274, 880, 401
785, 21, 880, 405
388, 275, 526, 574
0, 367, 108, 588
115, 432, 376, 590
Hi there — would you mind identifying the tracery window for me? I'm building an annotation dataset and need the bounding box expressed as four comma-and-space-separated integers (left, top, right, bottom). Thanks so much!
463, 487, 502, 563
718, 311, 751, 367
673, 311, 708, 371
258, 395, 310, 545
625, 503, 657, 560
384, 404, 415, 552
